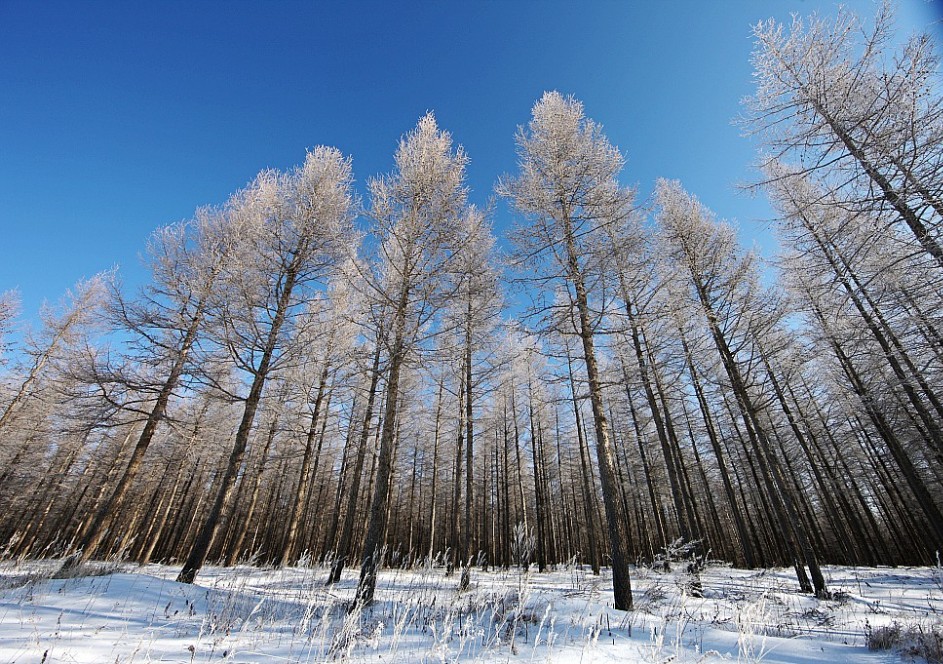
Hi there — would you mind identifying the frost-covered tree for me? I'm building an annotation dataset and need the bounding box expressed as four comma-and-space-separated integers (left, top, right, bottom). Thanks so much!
355, 113, 470, 605
442, 205, 502, 590
177, 147, 354, 584
767, 166, 943, 552
0, 277, 116, 556
746, 1, 943, 270
0, 275, 108, 437
325, 324, 383, 586
499, 91, 636, 610
59, 207, 246, 570
656, 179, 828, 598
277, 267, 360, 568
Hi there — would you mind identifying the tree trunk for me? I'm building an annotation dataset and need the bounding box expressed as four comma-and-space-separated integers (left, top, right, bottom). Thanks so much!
279, 362, 331, 567
328, 342, 382, 585
176, 267, 298, 584
461, 311, 474, 590
563, 206, 633, 610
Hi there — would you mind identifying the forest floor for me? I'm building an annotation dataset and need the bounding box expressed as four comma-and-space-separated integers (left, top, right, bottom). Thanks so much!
0, 557, 941, 663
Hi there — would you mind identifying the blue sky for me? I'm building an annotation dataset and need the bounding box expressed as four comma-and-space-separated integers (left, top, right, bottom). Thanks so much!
1, 0, 939, 324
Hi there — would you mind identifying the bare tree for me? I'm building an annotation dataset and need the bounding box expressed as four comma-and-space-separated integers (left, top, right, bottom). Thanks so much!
355, 113, 469, 605
498, 91, 636, 610
60, 208, 243, 570
655, 179, 828, 598
745, 1, 943, 269
177, 147, 354, 584
440, 206, 502, 590
278, 270, 359, 567
0, 275, 108, 438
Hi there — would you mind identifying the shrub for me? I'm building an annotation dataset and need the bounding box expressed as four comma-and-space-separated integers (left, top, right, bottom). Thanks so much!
867, 620, 943, 663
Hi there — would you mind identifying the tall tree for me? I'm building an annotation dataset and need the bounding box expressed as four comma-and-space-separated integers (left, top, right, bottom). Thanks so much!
326, 333, 382, 585
278, 269, 359, 567
355, 113, 469, 605
177, 147, 353, 583
746, 1, 943, 270
499, 91, 636, 610
62, 207, 240, 569
443, 206, 502, 590
656, 179, 828, 598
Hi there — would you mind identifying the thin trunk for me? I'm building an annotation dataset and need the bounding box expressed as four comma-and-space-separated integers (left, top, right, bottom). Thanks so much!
427, 377, 445, 562
225, 413, 278, 565
328, 342, 382, 585
563, 205, 633, 610
279, 362, 331, 567
176, 266, 298, 584
461, 309, 474, 590
448, 375, 465, 575
566, 350, 600, 575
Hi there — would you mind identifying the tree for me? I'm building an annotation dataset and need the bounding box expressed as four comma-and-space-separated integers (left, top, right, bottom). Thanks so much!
767, 167, 943, 554
746, 1, 943, 270
499, 91, 636, 610
177, 147, 353, 584
442, 205, 502, 590
325, 331, 382, 585
0, 275, 108, 438
766, 164, 943, 462
277, 268, 359, 568
355, 113, 469, 605
655, 178, 828, 598
61, 207, 242, 570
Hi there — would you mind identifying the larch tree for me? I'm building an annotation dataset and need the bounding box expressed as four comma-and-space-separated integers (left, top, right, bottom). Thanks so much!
601, 215, 708, 554
355, 113, 469, 606
766, 164, 943, 460
325, 326, 383, 586
746, 1, 943, 270
0, 275, 109, 438
61, 206, 242, 570
498, 91, 636, 611
442, 205, 502, 591
177, 147, 354, 584
0, 277, 119, 558
0, 290, 20, 476
655, 178, 828, 598
767, 166, 943, 551
277, 266, 360, 567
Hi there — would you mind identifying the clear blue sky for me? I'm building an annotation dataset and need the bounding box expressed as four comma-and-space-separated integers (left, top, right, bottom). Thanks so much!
1, 0, 939, 323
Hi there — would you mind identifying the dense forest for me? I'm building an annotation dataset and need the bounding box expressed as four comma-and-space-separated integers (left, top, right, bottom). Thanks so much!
1, 4, 941, 612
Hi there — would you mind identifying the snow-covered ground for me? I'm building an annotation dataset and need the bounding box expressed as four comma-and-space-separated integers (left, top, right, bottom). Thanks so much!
0, 559, 940, 663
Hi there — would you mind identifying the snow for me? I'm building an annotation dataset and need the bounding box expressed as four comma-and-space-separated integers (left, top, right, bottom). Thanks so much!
0, 560, 940, 663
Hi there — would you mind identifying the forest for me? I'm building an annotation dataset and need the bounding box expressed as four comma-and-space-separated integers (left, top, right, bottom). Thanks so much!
1, 3, 941, 620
